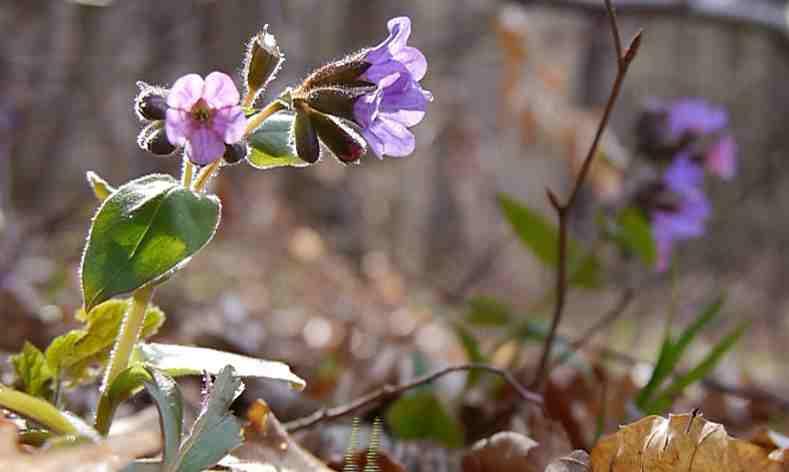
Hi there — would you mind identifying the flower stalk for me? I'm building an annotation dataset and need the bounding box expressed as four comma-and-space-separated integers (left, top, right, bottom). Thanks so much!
96, 284, 154, 432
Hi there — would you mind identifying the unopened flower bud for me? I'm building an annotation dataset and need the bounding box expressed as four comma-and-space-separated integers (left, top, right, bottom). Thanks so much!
134, 82, 168, 121
293, 104, 320, 164
308, 106, 367, 163
244, 25, 284, 100
137, 123, 176, 156
222, 142, 248, 166
305, 86, 370, 122
300, 53, 372, 91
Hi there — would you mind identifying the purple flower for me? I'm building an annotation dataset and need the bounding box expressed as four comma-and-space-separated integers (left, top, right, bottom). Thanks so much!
666, 98, 728, 140
353, 17, 432, 158
650, 156, 710, 272
665, 98, 737, 179
165, 72, 247, 165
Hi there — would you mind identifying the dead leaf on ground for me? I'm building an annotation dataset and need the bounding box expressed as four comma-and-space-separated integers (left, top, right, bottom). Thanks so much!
326, 449, 406, 472
590, 412, 789, 471
463, 423, 575, 472
545, 450, 591, 472
229, 399, 334, 472
0, 420, 160, 472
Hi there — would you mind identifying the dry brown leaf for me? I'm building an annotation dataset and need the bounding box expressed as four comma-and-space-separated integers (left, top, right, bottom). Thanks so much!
545, 450, 591, 472
231, 399, 335, 472
327, 449, 406, 472
462, 431, 542, 472
0, 421, 160, 472
590, 412, 789, 471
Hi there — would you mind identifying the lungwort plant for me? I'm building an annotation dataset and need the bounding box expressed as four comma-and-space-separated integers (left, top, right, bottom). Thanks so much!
2, 16, 432, 471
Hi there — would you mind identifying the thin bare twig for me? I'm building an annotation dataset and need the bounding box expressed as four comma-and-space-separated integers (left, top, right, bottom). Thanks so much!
532, 0, 642, 390
549, 287, 635, 370
284, 363, 543, 433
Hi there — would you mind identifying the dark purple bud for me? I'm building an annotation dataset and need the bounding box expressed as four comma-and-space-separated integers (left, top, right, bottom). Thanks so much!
137, 123, 176, 157
293, 104, 320, 164
134, 82, 168, 121
300, 53, 372, 91
244, 25, 284, 97
308, 105, 367, 164
222, 142, 247, 166
305, 86, 371, 122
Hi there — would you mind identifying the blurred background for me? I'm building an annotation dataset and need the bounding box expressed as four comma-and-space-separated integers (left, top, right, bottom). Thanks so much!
2, 0, 789, 453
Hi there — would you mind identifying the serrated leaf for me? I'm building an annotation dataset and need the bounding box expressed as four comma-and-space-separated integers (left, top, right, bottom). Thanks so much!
498, 193, 601, 288
81, 174, 221, 311
247, 112, 311, 169
11, 342, 53, 399
137, 343, 305, 390
466, 296, 512, 326
170, 366, 244, 472
143, 367, 183, 467
615, 207, 656, 266
386, 390, 464, 448
45, 299, 165, 387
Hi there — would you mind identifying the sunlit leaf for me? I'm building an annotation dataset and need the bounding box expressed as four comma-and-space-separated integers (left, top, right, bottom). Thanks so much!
142, 367, 183, 467
614, 207, 656, 266
137, 343, 305, 390
171, 366, 244, 472
81, 174, 221, 311
247, 112, 310, 169
11, 342, 53, 400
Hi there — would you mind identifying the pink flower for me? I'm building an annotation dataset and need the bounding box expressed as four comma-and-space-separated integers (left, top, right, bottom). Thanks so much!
165, 72, 247, 165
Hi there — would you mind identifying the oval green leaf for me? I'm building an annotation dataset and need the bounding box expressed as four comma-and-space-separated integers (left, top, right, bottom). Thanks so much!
81, 175, 221, 311
247, 112, 310, 169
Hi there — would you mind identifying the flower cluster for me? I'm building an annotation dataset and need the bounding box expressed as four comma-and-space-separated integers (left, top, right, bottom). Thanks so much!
634, 99, 737, 271
133, 16, 431, 169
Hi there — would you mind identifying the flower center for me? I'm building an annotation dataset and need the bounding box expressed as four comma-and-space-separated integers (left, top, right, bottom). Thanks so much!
190, 99, 213, 124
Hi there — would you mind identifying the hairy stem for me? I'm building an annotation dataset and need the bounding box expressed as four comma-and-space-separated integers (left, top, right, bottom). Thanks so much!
181, 156, 195, 187
96, 285, 154, 433
244, 100, 286, 137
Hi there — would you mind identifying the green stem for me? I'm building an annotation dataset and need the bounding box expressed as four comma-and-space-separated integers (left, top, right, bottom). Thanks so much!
244, 100, 286, 137
191, 159, 222, 193
181, 155, 195, 187
95, 285, 154, 433
0, 385, 81, 436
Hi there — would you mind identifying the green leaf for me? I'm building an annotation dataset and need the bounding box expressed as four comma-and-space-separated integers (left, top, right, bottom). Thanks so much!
170, 366, 244, 472
635, 296, 725, 410
615, 208, 656, 266
466, 296, 511, 326
498, 193, 558, 266
11, 342, 53, 399
498, 193, 601, 288
646, 320, 748, 415
86, 171, 116, 203
45, 299, 165, 386
247, 112, 310, 169
137, 343, 306, 391
143, 367, 183, 467
386, 390, 464, 448
94, 364, 153, 435
81, 174, 221, 311
0, 385, 98, 439
452, 323, 487, 386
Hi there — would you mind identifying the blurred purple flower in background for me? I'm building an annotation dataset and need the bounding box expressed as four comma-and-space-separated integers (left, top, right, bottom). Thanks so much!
165, 71, 247, 165
650, 156, 711, 272
354, 17, 433, 158
666, 98, 737, 180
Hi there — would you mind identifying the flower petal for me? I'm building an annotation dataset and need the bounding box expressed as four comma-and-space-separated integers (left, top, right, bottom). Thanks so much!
186, 127, 226, 165
393, 46, 427, 81
167, 74, 204, 110
354, 89, 383, 128
667, 99, 728, 140
706, 135, 737, 180
165, 108, 193, 145
365, 16, 412, 64
371, 117, 415, 157
203, 71, 241, 109
212, 106, 247, 144
361, 127, 385, 158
